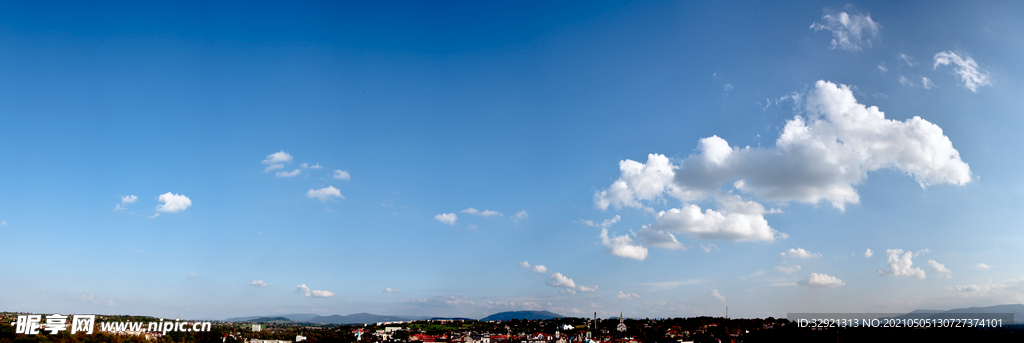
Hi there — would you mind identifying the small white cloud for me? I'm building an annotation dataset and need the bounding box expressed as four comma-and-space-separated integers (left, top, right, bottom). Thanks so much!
934, 51, 992, 92
914, 248, 931, 257
975, 263, 991, 270
479, 210, 503, 217
548, 272, 577, 289
928, 260, 952, 278
333, 170, 351, 180
922, 77, 935, 90
709, 289, 726, 302
264, 164, 284, 172
864, 248, 874, 258
121, 195, 138, 204
262, 151, 293, 165
295, 284, 333, 298
434, 213, 457, 225
798, 273, 845, 287
187, 273, 198, 279
460, 208, 502, 217
723, 83, 733, 92
775, 265, 802, 274
249, 280, 267, 287
899, 53, 916, 67
545, 272, 598, 293
514, 210, 528, 221
1, 220, 6, 226
617, 291, 639, 300
384, 287, 400, 293
309, 163, 322, 169
276, 169, 301, 177
781, 248, 821, 259
700, 244, 717, 253
156, 192, 192, 213
878, 249, 926, 279
600, 228, 648, 261
809, 11, 881, 51
877, 63, 887, 73
307, 186, 344, 202
149, 213, 160, 219
519, 261, 548, 274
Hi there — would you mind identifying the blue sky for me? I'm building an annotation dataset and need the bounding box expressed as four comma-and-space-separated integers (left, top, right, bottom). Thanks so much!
3, 0, 1024, 320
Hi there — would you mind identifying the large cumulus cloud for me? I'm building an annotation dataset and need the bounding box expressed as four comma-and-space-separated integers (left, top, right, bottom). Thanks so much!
594, 80, 970, 260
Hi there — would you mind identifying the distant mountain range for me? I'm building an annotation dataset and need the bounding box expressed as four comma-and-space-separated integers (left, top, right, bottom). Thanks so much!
224, 310, 565, 323
480, 311, 564, 321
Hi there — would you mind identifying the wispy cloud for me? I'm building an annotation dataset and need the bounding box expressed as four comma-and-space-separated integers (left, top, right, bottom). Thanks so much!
934, 51, 992, 92
809, 11, 880, 51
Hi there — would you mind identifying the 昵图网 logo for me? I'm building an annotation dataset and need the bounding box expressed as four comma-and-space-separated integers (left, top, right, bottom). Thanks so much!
12, 314, 212, 335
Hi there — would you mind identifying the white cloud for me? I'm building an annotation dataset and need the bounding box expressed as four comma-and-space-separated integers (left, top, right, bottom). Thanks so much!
548, 272, 577, 289
899, 53, 916, 67
781, 248, 821, 259
480, 210, 503, 217
514, 211, 528, 220
617, 291, 639, 300
600, 228, 649, 261
262, 151, 293, 165
276, 169, 301, 177
156, 192, 192, 213
115, 194, 138, 211
928, 260, 952, 278
709, 289, 726, 302
264, 164, 284, 172
333, 170, 351, 180
594, 153, 684, 211
249, 280, 267, 287
922, 77, 935, 90
460, 208, 503, 217
877, 63, 887, 73
700, 244, 717, 253
914, 248, 931, 257
592, 80, 970, 259
809, 11, 881, 51
547, 272, 597, 293
310, 290, 334, 298
864, 248, 874, 258
1, 220, 6, 226
775, 265, 802, 274
519, 261, 548, 274
934, 51, 992, 92
601, 80, 970, 210
295, 284, 333, 298
878, 249, 926, 279
645, 196, 781, 242
307, 186, 343, 202
384, 287, 400, 293
434, 213, 457, 225
308, 163, 322, 169
798, 273, 845, 287
975, 263, 991, 270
